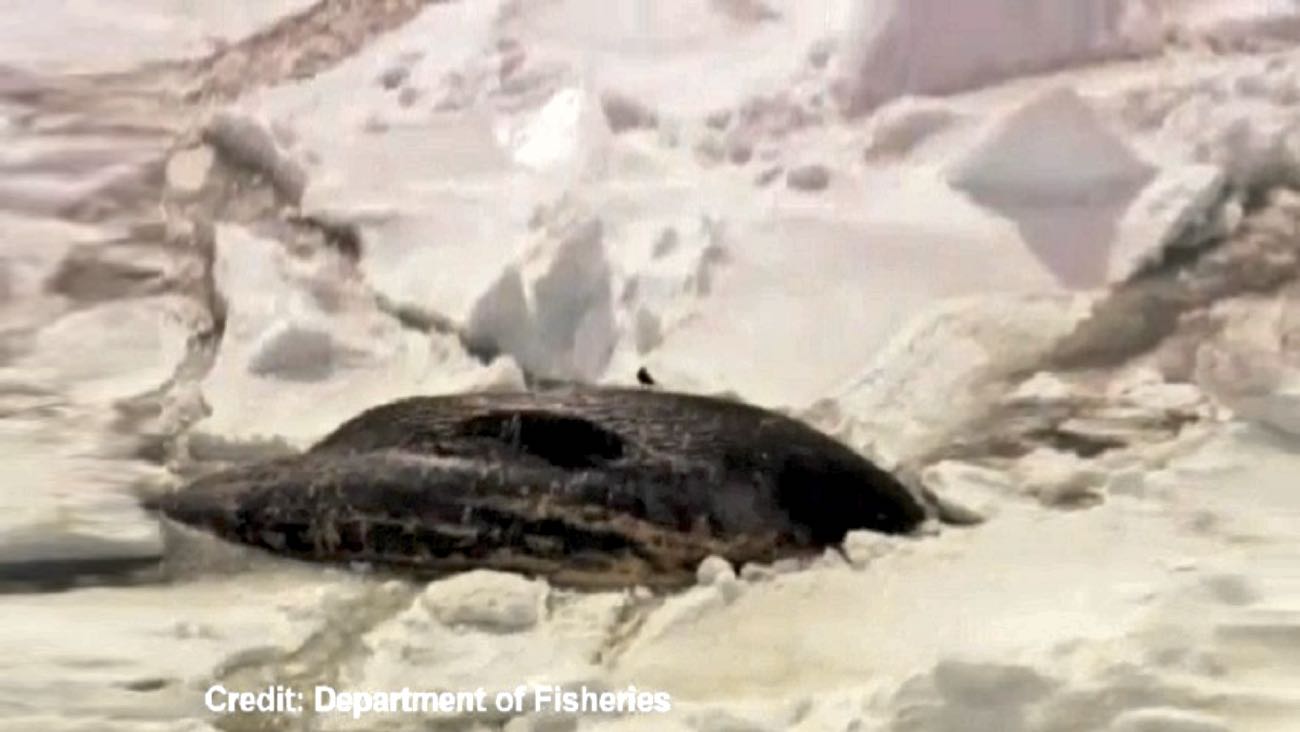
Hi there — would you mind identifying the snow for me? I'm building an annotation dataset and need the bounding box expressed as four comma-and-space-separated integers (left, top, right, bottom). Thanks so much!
831, 294, 1091, 465
419, 570, 547, 632
0, 414, 167, 573
1192, 292, 1300, 436
163, 146, 214, 196
1109, 707, 1231, 732
467, 205, 619, 381
0, 214, 101, 323
863, 96, 965, 161
835, 0, 1159, 112
497, 86, 613, 173
192, 224, 493, 449
5, 0, 1300, 730
951, 87, 1155, 205
505, 0, 848, 117
1112, 163, 1228, 280
636, 203, 1061, 407
1167, 0, 1300, 45
19, 297, 193, 403
949, 86, 1157, 288
0, 570, 380, 720
0, 0, 317, 73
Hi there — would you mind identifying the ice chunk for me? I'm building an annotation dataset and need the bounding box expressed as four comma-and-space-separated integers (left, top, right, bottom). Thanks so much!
837, 0, 1159, 112
495, 86, 611, 175
194, 225, 485, 447
421, 571, 547, 632
466, 209, 617, 381
950, 88, 1154, 207
949, 87, 1156, 288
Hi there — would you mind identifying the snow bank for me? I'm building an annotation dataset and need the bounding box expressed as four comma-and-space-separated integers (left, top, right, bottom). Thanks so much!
609, 488, 1212, 705
0, 124, 167, 216
836, 0, 1159, 112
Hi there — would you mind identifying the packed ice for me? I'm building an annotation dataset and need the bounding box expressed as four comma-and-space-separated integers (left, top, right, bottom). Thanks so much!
1, 1, 1299, 731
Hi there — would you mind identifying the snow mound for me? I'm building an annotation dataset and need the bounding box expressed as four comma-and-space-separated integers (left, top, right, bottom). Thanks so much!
949, 87, 1156, 288
837, 0, 1159, 112
347, 193, 531, 335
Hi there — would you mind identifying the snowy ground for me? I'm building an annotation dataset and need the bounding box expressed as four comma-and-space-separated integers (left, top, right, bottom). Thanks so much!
1, 1, 1299, 731
0, 1, 318, 74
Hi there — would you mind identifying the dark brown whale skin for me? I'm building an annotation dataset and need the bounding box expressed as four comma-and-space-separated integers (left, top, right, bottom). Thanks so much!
161, 387, 925, 588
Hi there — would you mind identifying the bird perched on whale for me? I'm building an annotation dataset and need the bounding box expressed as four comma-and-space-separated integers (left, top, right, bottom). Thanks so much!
160, 386, 925, 589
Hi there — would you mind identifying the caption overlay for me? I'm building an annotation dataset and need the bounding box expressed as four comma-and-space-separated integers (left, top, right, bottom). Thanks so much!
206, 684, 673, 720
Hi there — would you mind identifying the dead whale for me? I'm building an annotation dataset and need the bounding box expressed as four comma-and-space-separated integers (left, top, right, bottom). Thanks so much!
160, 386, 925, 588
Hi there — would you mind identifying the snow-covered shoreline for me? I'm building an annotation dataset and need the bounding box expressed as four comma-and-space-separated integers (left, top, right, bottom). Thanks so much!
2, 1, 1299, 730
